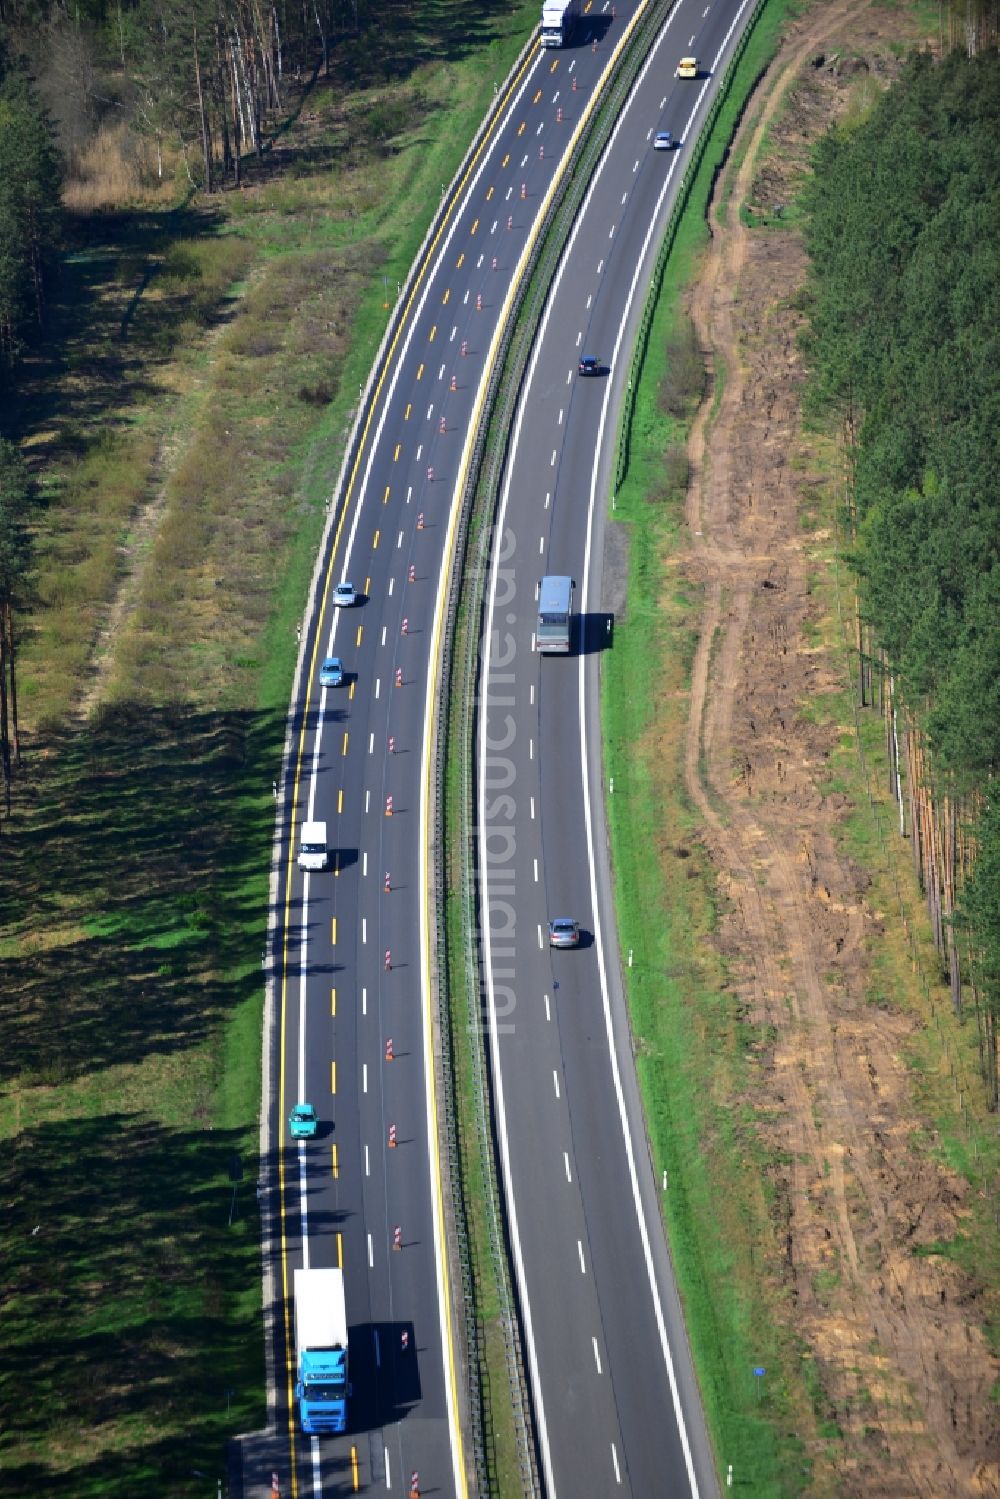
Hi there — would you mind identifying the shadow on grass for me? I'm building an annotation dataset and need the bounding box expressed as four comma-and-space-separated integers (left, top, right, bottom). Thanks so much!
0, 1112, 265, 1496
0, 700, 289, 1492
4, 205, 240, 461
0, 701, 284, 1088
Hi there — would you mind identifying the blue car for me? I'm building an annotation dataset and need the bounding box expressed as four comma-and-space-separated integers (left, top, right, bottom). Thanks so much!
289, 1103, 318, 1139
320, 656, 344, 688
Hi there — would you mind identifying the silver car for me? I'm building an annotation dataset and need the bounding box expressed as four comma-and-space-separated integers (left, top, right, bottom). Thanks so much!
548, 918, 581, 949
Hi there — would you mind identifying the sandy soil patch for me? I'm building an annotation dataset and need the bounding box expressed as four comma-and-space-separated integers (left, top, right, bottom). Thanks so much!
680, 4, 999, 1493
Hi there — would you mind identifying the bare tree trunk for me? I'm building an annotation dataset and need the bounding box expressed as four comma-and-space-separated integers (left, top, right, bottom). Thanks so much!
194, 26, 214, 191
5, 601, 20, 767
313, 1, 328, 75
0, 618, 11, 818
272, 4, 283, 84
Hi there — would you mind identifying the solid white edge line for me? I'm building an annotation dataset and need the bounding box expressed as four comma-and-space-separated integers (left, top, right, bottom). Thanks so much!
571, 10, 758, 1491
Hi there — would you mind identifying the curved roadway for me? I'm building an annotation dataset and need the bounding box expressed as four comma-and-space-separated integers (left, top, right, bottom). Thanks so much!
477, 1, 756, 1495
267, 4, 653, 1495
265, 0, 756, 1494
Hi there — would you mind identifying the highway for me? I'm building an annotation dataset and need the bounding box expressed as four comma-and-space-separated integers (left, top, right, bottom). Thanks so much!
264, 0, 756, 1493
266, 4, 652, 1495
477, 0, 757, 1495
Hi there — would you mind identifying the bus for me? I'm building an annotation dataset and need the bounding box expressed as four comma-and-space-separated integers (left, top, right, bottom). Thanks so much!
536, 575, 574, 653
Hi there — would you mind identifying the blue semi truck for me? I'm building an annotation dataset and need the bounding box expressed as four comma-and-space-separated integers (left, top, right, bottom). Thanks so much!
293, 1266, 348, 1434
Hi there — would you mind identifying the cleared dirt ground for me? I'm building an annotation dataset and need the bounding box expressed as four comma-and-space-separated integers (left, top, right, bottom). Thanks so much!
681, 3, 999, 1493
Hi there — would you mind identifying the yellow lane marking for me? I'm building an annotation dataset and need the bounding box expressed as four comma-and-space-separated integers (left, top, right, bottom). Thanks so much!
337, 788, 344, 813
416, 362, 424, 379
517, 120, 526, 136
348, 681, 355, 701
277, 36, 546, 1496
429, 324, 437, 341
442, 287, 450, 304
342, 731, 349, 756
470, 217, 479, 235
332, 1144, 339, 1178
331, 917, 337, 944
351, 1447, 359, 1491
331, 1061, 337, 1094
373, 529, 380, 549
356, 625, 363, 647
486, 185, 494, 200
533, 87, 542, 103
365, 575, 371, 593
331, 987, 336, 1016
502, 151, 509, 167
456, 252, 464, 268
404, 403, 411, 420
550, 58, 559, 71
393, 442, 401, 461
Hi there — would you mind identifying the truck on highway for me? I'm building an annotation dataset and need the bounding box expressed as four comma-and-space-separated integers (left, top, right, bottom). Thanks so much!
540, 0, 579, 48
297, 820, 329, 872
294, 1266, 349, 1434
536, 575, 574, 653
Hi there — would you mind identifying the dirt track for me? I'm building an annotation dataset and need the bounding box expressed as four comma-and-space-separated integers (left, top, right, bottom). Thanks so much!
681, 4, 999, 1493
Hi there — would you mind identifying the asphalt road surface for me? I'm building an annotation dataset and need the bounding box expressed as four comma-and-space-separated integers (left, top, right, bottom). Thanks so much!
477, 1, 757, 1495
263, 0, 756, 1494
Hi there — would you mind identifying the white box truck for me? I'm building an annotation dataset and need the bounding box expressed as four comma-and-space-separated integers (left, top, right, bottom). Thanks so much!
540, 0, 579, 47
294, 1266, 348, 1434
297, 820, 328, 871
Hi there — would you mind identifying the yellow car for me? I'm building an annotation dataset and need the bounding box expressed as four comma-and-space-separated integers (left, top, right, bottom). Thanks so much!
676, 56, 699, 79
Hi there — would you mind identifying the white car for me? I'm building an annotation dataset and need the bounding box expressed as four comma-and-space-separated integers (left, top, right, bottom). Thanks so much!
333, 581, 356, 607
653, 130, 674, 151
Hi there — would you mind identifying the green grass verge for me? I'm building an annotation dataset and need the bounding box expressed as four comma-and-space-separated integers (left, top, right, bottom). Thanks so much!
602, 3, 838, 1496
602, 3, 999, 1496
0, 3, 538, 1492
